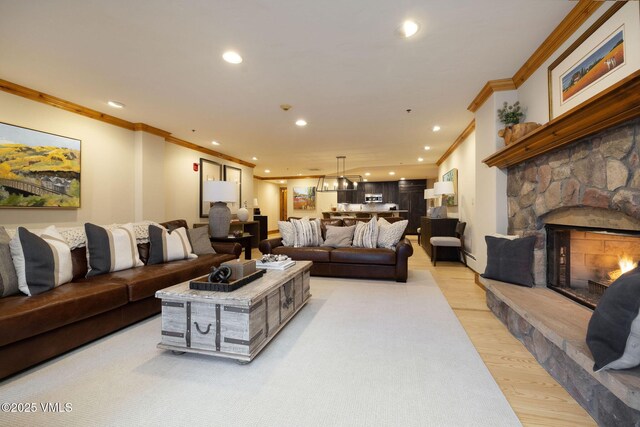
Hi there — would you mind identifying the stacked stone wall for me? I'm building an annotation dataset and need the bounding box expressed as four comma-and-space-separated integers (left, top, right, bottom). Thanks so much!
507, 118, 640, 284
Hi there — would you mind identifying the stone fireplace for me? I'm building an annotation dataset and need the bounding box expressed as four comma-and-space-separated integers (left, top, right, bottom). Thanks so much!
507, 117, 640, 293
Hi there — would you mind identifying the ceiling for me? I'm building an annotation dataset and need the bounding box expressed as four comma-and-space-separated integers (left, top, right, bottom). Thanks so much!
0, 0, 574, 182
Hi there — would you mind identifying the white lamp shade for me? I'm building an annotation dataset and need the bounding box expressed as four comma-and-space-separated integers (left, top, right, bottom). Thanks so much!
424, 189, 436, 199
434, 181, 455, 195
203, 180, 237, 202
253, 198, 259, 207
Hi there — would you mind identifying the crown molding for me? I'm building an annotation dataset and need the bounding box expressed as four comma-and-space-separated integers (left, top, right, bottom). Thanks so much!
436, 120, 475, 166
254, 175, 323, 181
0, 78, 254, 168
467, 79, 515, 113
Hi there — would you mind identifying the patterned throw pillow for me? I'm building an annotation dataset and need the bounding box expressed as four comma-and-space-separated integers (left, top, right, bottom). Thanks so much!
291, 218, 323, 247
353, 219, 378, 248
10, 226, 73, 296
85, 223, 144, 277
148, 225, 198, 265
278, 221, 296, 247
187, 226, 215, 255
0, 227, 19, 297
377, 218, 408, 249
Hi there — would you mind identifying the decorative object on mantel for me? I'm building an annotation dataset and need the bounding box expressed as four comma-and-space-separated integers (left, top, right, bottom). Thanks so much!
496, 101, 541, 146
316, 156, 362, 192
237, 201, 249, 222
547, 1, 639, 119
203, 180, 237, 238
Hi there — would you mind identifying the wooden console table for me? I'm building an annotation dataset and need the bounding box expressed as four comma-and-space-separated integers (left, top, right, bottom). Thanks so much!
195, 221, 261, 248
420, 217, 459, 262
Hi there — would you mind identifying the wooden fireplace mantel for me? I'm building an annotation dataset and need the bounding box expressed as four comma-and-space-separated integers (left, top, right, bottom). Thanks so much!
483, 70, 640, 169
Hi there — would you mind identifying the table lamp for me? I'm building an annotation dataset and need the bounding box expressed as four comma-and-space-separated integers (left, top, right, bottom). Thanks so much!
203, 181, 237, 238
253, 198, 260, 215
433, 181, 455, 219
424, 188, 437, 217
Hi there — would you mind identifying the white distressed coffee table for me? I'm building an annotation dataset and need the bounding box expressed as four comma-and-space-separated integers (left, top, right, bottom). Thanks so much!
155, 261, 312, 363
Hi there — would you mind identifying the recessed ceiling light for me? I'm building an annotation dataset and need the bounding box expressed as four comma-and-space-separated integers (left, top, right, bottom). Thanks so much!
365, 172, 371, 176
252, 156, 258, 161
424, 146, 431, 151
389, 171, 396, 176
295, 119, 307, 127
211, 141, 220, 146
107, 100, 125, 109
264, 169, 271, 173
433, 125, 441, 132
400, 20, 419, 38
418, 157, 424, 162
222, 51, 243, 64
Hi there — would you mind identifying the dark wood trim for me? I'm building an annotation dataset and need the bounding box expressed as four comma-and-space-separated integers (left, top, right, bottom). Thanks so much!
133, 123, 171, 138
483, 70, 640, 169
467, 79, 515, 113
513, 0, 604, 88
165, 136, 256, 168
436, 120, 475, 166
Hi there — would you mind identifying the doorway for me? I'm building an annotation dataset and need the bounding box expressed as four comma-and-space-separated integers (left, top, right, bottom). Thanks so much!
279, 187, 288, 220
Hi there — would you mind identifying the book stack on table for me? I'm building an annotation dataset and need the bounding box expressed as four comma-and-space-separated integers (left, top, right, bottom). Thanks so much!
256, 259, 296, 270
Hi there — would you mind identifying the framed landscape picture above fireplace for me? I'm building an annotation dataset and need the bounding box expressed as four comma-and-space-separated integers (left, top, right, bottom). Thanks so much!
0, 122, 81, 209
547, 1, 640, 119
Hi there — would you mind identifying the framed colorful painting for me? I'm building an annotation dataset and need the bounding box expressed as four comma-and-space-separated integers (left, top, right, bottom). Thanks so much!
0, 122, 81, 208
293, 187, 316, 210
548, 2, 640, 119
442, 168, 458, 207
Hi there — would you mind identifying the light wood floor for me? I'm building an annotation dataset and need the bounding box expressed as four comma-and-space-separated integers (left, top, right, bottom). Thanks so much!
407, 236, 596, 426
253, 237, 596, 426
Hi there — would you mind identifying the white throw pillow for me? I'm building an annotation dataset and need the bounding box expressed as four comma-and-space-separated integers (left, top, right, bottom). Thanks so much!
353, 219, 378, 248
278, 221, 295, 247
377, 218, 408, 249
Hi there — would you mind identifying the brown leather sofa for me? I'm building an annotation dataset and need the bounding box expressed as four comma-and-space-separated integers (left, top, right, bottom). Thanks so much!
259, 218, 413, 282
0, 219, 241, 380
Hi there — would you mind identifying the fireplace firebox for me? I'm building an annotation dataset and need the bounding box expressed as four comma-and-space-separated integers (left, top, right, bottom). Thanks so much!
546, 224, 640, 309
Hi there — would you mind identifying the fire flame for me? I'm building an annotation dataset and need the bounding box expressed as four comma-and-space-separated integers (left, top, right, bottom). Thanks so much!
608, 254, 638, 282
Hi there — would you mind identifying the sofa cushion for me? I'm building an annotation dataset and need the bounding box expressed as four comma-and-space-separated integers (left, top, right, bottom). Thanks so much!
353, 218, 378, 248
0, 279, 129, 346
330, 247, 396, 265
94, 253, 234, 302
322, 225, 356, 247
85, 223, 144, 277
10, 226, 74, 296
148, 225, 197, 265
188, 226, 215, 255
273, 246, 332, 263
0, 227, 19, 297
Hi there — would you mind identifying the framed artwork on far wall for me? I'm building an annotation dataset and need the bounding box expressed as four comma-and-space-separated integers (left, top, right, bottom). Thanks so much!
0, 122, 81, 209
442, 168, 458, 207
224, 165, 242, 208
293, 186, 316, 210
199, 158, 221, 218
547, 1, 639, 119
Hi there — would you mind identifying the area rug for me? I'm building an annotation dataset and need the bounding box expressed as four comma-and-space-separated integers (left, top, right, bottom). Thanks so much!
0, 270, 521, 426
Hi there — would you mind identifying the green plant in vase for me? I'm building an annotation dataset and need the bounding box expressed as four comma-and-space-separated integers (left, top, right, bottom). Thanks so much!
497, 101, 524, 127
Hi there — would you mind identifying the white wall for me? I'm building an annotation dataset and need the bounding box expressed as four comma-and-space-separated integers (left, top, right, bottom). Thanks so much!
253, 179, 281, 232
0, 90, 254, 228
438, 131, 476, 260
287, 178, 337, 219
0, 91, 136, 228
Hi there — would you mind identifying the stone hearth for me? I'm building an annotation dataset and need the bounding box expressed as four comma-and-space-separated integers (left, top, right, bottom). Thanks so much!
507, 118, 640, 285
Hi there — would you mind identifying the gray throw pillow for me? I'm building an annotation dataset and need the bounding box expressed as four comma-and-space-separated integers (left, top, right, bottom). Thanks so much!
188, 226, 215, 255
481, 235, 536, 287
322, 225, 356, 248
0, 226, 19, 297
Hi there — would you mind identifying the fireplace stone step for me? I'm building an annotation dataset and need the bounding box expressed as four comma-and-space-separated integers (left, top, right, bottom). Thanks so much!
480, 277, 640, 426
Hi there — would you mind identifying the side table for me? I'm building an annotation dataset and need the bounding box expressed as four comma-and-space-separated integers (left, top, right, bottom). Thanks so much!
210, 233, 253, 260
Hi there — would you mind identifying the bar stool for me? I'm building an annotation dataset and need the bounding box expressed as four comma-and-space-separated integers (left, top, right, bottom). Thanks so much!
430, 222, 466, 266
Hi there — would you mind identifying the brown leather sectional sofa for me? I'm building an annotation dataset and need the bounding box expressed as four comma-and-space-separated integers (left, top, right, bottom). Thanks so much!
0, 219, 241, 380
259, 217, 413, 282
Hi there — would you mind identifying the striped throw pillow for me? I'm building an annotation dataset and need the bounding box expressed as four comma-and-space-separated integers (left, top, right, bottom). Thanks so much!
10, 226, 73, 296
148, 225, 198, 264
85, 223, 144, 277
291, 218, 323, 247
353, 219, 378, 248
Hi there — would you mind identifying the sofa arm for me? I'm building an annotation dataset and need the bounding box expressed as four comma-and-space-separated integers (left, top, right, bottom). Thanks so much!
212, 242, 243, 258
395, 238, 414, 282
259, 237, 284, 254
